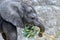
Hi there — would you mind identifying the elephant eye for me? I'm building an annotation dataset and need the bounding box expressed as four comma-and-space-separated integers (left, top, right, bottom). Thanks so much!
31, 17, 35, 20
27, 13, 36, 20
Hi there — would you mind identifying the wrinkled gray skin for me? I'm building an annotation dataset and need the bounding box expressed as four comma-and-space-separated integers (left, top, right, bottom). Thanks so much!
0, 0, 45, 40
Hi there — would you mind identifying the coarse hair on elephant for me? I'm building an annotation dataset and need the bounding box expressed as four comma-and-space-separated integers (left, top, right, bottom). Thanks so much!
0, 0, 45, 40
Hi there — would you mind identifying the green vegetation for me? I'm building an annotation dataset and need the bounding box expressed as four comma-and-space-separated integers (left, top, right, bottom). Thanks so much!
23, 24, 40, 38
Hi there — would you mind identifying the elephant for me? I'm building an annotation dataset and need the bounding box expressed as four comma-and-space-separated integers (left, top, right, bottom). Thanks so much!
0, 0, 45, 40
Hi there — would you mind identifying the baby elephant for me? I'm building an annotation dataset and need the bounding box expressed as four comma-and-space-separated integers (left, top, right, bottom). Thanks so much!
0, 0, 45, 40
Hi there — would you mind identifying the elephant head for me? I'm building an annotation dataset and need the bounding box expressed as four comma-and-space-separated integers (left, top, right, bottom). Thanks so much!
21, 3, 45, 37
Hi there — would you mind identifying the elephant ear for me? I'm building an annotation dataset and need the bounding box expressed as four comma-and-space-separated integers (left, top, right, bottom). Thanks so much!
0, 9, 23, 28
0, 1, 24, 28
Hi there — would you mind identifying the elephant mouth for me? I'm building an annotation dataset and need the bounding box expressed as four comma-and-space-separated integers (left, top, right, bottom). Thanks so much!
24, 23, 34, 28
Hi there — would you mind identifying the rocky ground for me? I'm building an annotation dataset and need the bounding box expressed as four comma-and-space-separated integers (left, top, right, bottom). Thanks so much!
0, 0, 60, 40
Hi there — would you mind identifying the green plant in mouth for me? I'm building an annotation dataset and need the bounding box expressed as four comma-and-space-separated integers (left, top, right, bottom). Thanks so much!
23, 24, 40, 38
